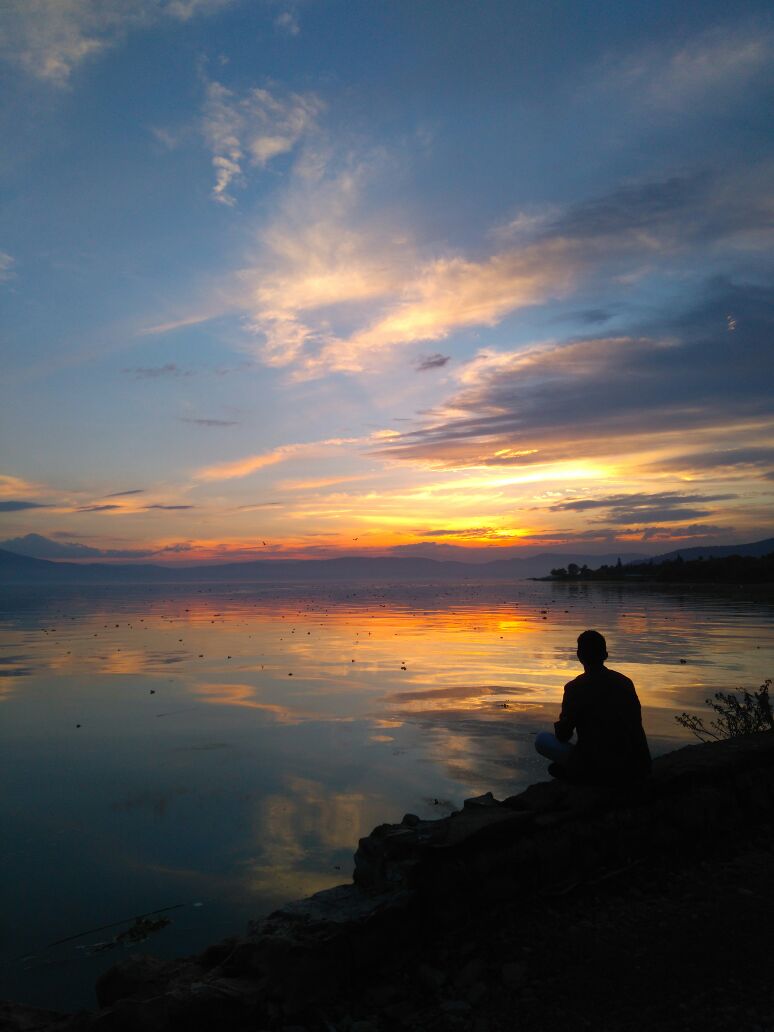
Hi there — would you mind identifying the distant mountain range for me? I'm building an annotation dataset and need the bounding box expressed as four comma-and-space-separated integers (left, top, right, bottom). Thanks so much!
0, 548, 645, 583
647, 539, 774, 562
0, 537, 771, 584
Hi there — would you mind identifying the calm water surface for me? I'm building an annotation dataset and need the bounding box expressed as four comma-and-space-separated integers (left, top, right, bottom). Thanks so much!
1, 580, 772, 1009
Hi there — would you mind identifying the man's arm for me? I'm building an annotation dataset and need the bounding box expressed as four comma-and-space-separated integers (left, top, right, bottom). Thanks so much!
554, 683, 576, 742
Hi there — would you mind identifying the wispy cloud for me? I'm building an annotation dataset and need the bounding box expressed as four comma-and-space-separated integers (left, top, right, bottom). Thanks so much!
123, 363, 192, 379
604, 22, 774, 112
652, 447, 774, 478
240, 157, 411, 369
76, 503, 122, 513
274, 9, 300, 36
145, 504, 195, 510
105, 488, 145, 497
550, 491, 738, 513
0, 0, 235, 86
373, 281, 774, 480
138, 313, 223, 336
238, 164, 774, 377
195, 436, 360, 482
202, 80, 323, 205
0, 474, 48, 500
163, 0, 233, 21
0, 500, 52, 512
549, 490, 739, 527
0, 252, 15, 283
416, 353, 450, 371
179, 417, 239, 427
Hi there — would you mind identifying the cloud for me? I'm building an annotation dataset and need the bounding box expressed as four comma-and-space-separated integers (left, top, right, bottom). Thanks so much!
240, 157, 413, 369
189, 682, 307, 721
417, 526, 496, 538
179, 417, 239, 427
236, 501, 283, 510
162, 0, 233, 21
123, 363, 191, 379
0, 500, 52, 512
0, 0, 234, 86
605, 22, 774, 113
373, 281, 774, 475
274, 9, 300, 36
626, 523, 734, 542
550, 491, 737, 512
238, 163, 774, 377
0, 474, 47, 499
76, 503, 122, 512
202, 80, 323, 205
195, 436, 360, 482
302, 241, 581, 374
138, 313, 222, 336
417, 353, 450, 371
0, 252, 15, 283
0, 533, 158, 559
145, 504, 195, 510
650, 449, 774, 484
105, 488, 145, 497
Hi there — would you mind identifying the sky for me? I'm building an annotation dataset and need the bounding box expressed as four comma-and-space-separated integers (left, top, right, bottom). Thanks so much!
1, 0, 773, 564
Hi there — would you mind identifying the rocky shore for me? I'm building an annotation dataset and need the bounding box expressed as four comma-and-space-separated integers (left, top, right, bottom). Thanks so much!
5, 732, 774, 1031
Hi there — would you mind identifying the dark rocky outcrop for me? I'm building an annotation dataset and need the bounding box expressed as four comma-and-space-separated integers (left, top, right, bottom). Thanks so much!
5, 732, 774, 1029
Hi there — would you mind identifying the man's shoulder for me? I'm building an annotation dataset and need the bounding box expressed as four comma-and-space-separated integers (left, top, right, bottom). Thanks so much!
566, 668, 635, 691
605, 667, 635, 690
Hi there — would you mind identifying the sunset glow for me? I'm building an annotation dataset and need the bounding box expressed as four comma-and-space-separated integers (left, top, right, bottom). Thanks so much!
1, 1, 772, 564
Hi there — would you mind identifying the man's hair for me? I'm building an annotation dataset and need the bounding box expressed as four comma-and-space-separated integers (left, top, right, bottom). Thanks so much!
577, 629, 608, 665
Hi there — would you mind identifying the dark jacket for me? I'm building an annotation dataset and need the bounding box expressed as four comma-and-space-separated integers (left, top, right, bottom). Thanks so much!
555, 665, 651, 783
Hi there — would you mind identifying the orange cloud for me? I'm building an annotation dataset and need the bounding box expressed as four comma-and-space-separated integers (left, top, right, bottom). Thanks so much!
195, 436, 361, 482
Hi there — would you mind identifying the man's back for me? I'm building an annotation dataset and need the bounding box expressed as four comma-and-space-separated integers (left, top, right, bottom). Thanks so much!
556, 666, 651, 782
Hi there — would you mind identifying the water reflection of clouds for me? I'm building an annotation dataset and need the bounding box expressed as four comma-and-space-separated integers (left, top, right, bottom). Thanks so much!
0, 652, 37, 699
111, 787, 191, 818
189, 680, 327, 724
384, 682, 538, 711
0, 654, 35, 677
242, 777, 367, 903
1, 581, 771, 1013
97, 648, 152, 675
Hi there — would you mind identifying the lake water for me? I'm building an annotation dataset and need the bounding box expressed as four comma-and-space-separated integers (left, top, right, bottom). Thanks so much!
1, 579, 772, 1011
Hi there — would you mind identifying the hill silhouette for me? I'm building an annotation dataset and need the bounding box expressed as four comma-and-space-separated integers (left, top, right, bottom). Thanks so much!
1, 537, 772, 584
0, 547, 646, 584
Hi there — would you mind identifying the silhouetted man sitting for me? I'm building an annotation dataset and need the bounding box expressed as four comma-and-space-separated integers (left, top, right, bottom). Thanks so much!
535, 630, 651, 785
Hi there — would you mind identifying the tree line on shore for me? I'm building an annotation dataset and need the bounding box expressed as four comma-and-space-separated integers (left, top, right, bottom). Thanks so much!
548, 551, 774, 583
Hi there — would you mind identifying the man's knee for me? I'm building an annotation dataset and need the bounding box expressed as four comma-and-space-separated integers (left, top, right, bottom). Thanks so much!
535, 731, 556, 758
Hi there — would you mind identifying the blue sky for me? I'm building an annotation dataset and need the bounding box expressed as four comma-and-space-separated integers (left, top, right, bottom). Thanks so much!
1, 0, 773, 562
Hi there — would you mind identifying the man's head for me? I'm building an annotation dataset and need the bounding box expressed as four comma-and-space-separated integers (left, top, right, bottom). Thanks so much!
577, 629, 608, 669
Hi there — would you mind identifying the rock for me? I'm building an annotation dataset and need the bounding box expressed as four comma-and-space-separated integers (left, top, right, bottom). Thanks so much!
464, 981, 488, 1005
383, 999, 418, 1024
463, 792, 497, 809
0, 1001, 69, 1030
365, 981, 400, 1007
440, 999, 472, 1014
457, 956, 485, 986
8, 731, 774, 1032
95, 954, 195, 1008
501, 961, 526, 988
417, 963, 446, 991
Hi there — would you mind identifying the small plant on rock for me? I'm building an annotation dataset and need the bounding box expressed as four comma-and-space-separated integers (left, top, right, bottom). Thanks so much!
675, 679, 773, 742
